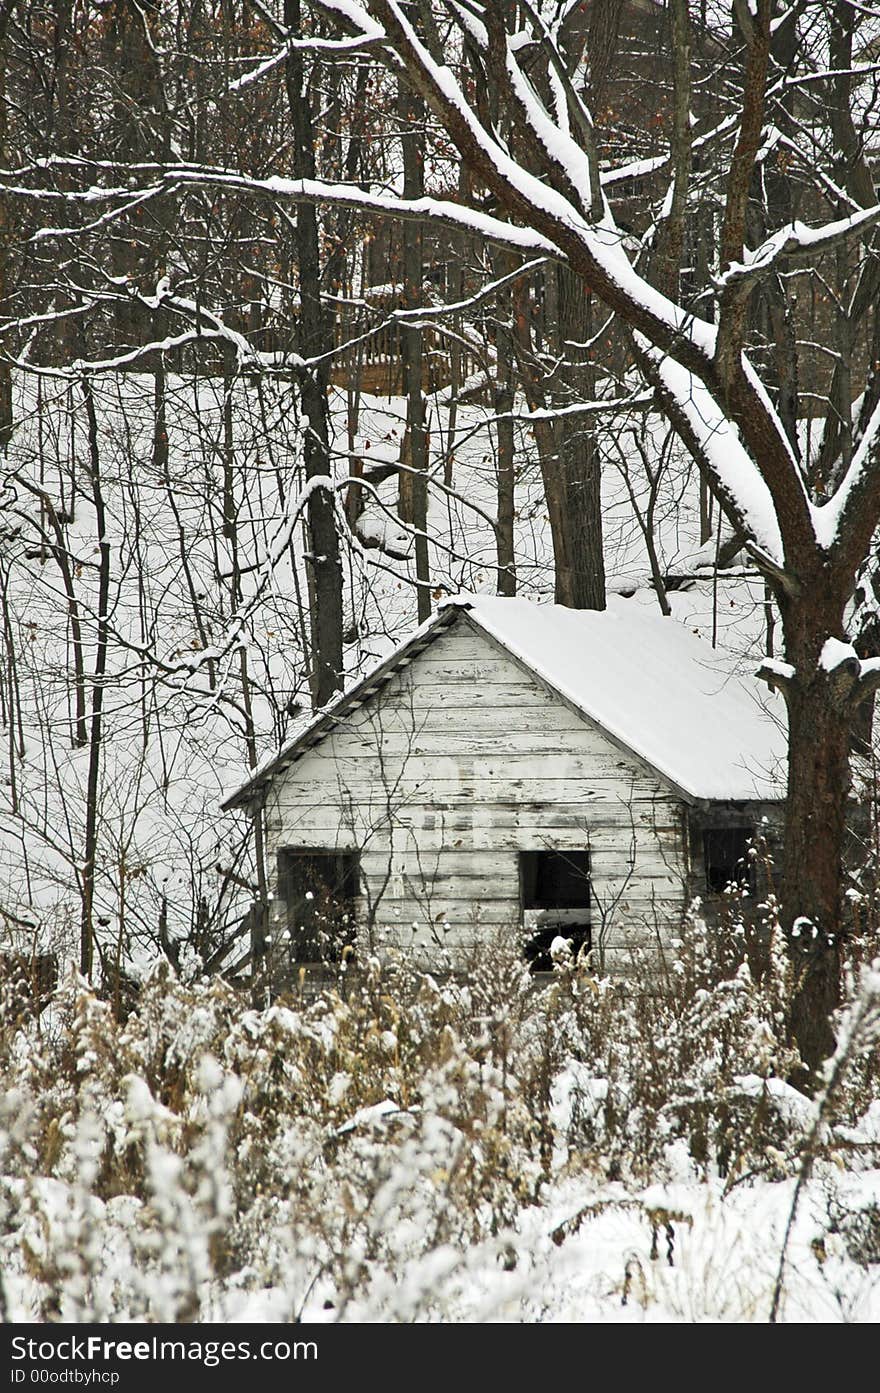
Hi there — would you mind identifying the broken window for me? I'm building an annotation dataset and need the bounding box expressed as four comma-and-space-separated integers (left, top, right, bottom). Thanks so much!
276, 849, 359, 963
703, 827, 754, 894
520, 849, 591, 971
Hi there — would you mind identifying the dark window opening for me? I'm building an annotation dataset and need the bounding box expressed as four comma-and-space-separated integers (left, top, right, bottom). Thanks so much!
520, 849, 591, 971
277, 849, 359, 963
703, 827, 754, 894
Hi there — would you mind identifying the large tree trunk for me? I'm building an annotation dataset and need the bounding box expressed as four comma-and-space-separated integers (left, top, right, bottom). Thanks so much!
284, 0, 344, 707
775, 586, 858, 1077
397, 80, 431, 623
492, 250, 516, 596
782, 680, 852, 1072
547, 267, 606, 610
512, 271, 605, 610
494, 320, 516, 597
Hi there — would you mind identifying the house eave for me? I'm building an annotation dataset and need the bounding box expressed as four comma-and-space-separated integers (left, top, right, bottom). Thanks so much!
456, 612, 701, 806
221, 595, 787, 814
220, 605, 461, 812
455, 608, 786, 807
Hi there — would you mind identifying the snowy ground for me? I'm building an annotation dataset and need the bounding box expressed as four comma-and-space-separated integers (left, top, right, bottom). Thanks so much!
7, 1169, 878, 1324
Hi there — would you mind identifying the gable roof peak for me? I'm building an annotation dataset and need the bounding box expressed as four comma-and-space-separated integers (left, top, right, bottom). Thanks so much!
222, 590, 787, 810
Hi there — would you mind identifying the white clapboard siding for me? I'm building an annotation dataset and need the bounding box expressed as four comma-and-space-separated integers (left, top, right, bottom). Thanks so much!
268, 620, 688, 967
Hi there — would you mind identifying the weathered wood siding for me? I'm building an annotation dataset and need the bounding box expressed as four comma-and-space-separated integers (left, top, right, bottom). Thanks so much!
265, 617, 689, 972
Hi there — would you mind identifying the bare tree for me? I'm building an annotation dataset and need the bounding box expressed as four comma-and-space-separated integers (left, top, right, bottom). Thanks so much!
138, 0, 880, 1071
8, 1, 880, 1070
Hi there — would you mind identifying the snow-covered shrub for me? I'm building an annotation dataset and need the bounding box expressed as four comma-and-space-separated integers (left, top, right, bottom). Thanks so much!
1, 933, 879, 1322
553, 905, 815, 1182
0, 942, 554, 1319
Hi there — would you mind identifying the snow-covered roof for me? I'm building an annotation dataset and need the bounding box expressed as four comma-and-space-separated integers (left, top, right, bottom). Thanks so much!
454, 594, 786, 801
222, 593, 787, 810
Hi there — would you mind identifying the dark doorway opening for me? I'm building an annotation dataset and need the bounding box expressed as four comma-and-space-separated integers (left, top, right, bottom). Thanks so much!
520, 849, 591, 971
703, 827, 754, 893
277, 849, 360, 963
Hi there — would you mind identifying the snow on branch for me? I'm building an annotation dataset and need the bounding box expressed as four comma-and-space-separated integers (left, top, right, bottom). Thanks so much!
228, 30, 385, 93
353, 0, 725, 376
759, 642, 880, 710
756, 657, 795, 695
507, 0, 603, 214
496, 392, 654, 425
29, 185, 168, 242
391, 256, 548, 320
819, 637, 860, 675
317, 0, 387, 37
813, 392, 880, 551
637, 336, 784, 565
7, 0, 852, 584
143, 283, 306, 371
0, 179, 138, 203
716, 204, 880, 295
161, 167, 559, 257
599, 112, 741, 192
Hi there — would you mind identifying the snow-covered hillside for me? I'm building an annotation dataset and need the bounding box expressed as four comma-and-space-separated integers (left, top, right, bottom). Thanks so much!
0, 369, 772, 981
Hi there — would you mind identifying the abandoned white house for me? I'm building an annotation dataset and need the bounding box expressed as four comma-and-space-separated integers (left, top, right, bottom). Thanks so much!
223, 594, 788, 979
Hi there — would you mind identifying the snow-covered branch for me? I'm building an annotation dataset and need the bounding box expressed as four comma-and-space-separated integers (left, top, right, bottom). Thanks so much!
716, 204, 880, 297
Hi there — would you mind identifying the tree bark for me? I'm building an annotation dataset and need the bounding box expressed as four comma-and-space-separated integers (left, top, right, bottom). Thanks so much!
284, 0, 344, 706
782, 678, 851, 1072
513, 271, 605, 609
494, 320, 516, 596
397, 79, 431, 623
492, 251, 516, 596
771, 577, 860, 1076
549, 266, 606, 610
